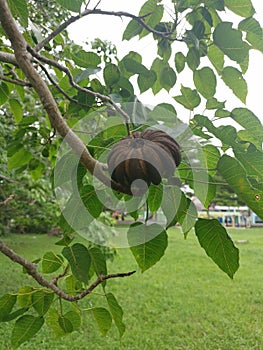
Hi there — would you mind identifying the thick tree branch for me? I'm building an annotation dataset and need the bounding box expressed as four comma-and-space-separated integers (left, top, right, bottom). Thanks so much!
0, 239, 135, 301
0, 51, 17, 65
34, 8, 176, 52
0, 0, 126, 193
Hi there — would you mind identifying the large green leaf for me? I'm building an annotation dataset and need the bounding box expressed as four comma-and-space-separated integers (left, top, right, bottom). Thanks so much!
0, 294, 17, 322
195, 218, 239, 279
174, 86, 201, 110
11, 315, 44, 349
231, 108, 263, 140
8, 0, 29, 27
91, 307, 112, 336
174, 52, 185, 73
207, 45, 224, 73
161, 186, 188, 228
9, 98, 23, 123
186, 47, 200, 71
72, 50, 101, 68
193, 67, 217, 99
148, 183, 163, 213
138, 70, 157, 93
81, 185, 103, 219
121, 57, 147, 75
139, 0, 164, 39
62, 243, 91, 283
8, 148, 32, 170
0, 82, 10, 105
32, 290, 54, 316
56, 0, 82, 12
218, 155, 263, 219
103, 64, 120, 86
178, 198, 198, 237
128, 223, 168, 272
202, 144, 221, 176
213, 22, 249, 63
42, 252, 64, 273
106, 293, 125, 337
151, 57, 163, 94
122, 19, 142, 40
224, 0, 255, 17
221, 67, 247, 103
88, 247, 107, 286
238, 17, 263, 53
159, 65, 176, 92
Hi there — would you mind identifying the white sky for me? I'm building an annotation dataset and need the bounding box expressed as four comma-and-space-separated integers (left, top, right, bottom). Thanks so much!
68, 1, 263, 122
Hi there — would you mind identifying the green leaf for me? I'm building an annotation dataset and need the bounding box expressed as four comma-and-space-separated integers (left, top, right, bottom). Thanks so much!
2, 308, 28, 322
32, 290, 54, 316
0, 82, 9, 105
207, 45, 224, 73
11, 315, 44, 349
224, 0, 255, 17
8, 0, 29, 27
19, 115, 38, 126
218, 155, 263, 220
81, 185, 103, 219
88, 247, 107, 285
202, 144, 221, 176
17, 286, 33, 308
239, 18, 263, 53
231, 108, 263, 139
206, 97, 225, 110
58, 316, 73, 333
72, 50, 101, 68
194, 67, 217, 99
195, 218, 239, 278
103, 64, 120, 86
204, 0, 224, 10
106, 293, 125, 337
9, 98, 23, 123
139, 0, 164, 39
151, 57, 163, 94
174, 86, 201, 111
213, 22, 249, 63
159, 65, 176, 92
179, 198, 198, 237
221, 67, 247, 103
186, 47, 200, 71
64, 310, 81, 330
62, 243, 91, 283
42, 252, 64, 273
56, 0, 82, 12
148, 183, 163, 213
91, 307, 112, 336
138, 70, 157, 93
122, 19, 142, 40
174, 52, 185, 73
8, 148, 32, 170
122, 58, 147, 74
128, 223, 168, 272
161, 186, 188, 228
0, 294, 17, 322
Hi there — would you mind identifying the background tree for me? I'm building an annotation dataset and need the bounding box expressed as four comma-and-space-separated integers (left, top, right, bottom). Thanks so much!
0, 0, 262, 347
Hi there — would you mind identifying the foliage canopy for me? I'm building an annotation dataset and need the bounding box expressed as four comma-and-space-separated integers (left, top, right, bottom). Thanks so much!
0, 0, 263, 347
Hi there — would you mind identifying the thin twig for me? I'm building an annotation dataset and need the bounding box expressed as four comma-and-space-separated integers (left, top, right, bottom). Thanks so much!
34, 9, 178, 52
0, 74, 31, 86
0, 239, 136, 301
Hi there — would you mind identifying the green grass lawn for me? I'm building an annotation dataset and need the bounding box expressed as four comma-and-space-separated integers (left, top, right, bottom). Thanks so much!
0, 228, 263, 349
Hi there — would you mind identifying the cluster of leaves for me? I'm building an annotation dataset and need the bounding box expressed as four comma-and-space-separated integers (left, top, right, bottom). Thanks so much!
0, 241, 124, 348
0, 0, 263, 347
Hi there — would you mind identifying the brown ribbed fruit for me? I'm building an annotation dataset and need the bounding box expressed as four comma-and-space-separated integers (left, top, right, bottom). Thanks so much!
107, 129, 181, 195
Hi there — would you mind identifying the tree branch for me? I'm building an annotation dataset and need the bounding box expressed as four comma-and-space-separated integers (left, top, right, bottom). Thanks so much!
0, 74, 31, 86
0, 0, 126, 194
34, 8, 176, 52
28, 47, 131, 135
0, 51, 17, 65
0, 239, 136, 301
